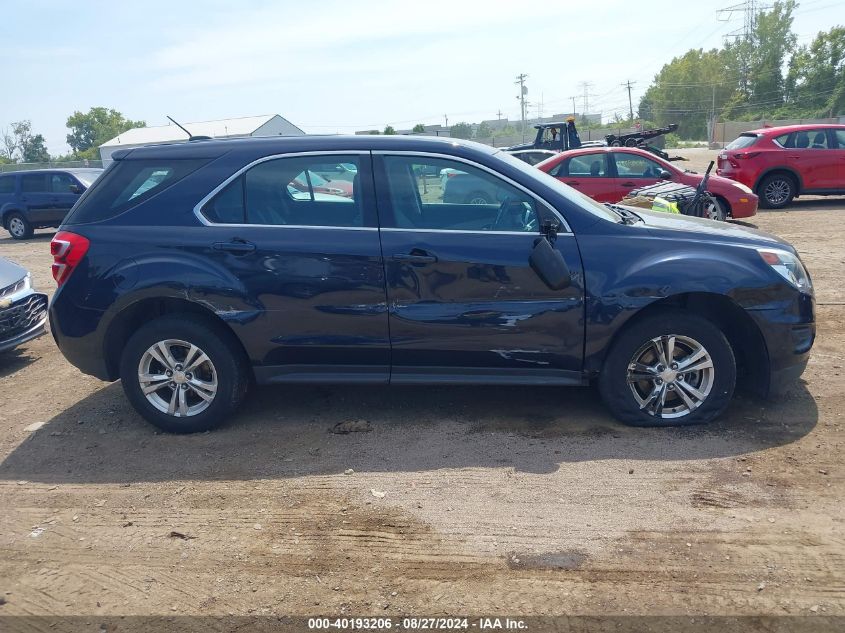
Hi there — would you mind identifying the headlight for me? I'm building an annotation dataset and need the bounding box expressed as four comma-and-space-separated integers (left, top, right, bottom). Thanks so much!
757, 249, 812, 291
733, 181, 753, 194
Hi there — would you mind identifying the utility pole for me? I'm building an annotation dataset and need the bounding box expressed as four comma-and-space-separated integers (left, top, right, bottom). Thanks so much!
444, 114, 448, 129
718, 0, 769, 95
569, 96, 577, 117
621, 80, 636, 121
496, 109, 503, 121
515, 73, 528, 142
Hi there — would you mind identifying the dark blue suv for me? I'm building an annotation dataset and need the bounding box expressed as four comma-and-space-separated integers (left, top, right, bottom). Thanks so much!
0, 168, 102, 239
48, 136, 815, 433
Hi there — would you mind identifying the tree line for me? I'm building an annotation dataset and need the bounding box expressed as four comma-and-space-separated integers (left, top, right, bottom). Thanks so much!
0, 107, 144, 165
639, 0, 844, 139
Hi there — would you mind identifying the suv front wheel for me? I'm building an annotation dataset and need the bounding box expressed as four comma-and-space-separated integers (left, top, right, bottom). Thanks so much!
119, 315, 249, 433
598, 311, 736, 426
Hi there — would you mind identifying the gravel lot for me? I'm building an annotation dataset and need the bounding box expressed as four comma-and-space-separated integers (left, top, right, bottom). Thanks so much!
1, 150, 843, 623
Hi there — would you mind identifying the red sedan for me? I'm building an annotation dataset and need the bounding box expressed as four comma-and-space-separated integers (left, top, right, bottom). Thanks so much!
537, 147, 758, 219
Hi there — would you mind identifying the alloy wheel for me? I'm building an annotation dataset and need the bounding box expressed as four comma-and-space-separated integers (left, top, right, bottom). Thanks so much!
626, 334, 715, 419
764, 179, 791, 206
137, 339, 218, 417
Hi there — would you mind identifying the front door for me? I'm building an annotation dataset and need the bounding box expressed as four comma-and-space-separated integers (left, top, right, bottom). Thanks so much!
48, 172, 83, 224
610, 151, 665, 199
195, 152, 390, 383
374, 153, 585, 384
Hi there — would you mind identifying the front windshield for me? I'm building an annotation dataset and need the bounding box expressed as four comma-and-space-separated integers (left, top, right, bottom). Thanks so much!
74, 171, 101, 187
495, 150, 619, 222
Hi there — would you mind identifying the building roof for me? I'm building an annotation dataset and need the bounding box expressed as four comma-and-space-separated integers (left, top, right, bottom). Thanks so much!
101, 115, 298, 147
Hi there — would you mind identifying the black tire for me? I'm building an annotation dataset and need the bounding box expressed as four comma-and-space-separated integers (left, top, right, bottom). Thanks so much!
464, 191, 491, 205
6, 212, 33, 240
757, 173, 795, 209
119, 315, 249, 433
598, 310, 736, 427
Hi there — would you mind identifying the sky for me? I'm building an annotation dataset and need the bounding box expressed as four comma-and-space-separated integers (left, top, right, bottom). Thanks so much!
0, 0, 840, 156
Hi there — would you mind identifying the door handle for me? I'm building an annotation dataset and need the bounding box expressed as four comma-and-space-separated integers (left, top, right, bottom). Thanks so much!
621, 181, 636, 187
213, 239, 256, 254
565, 180, 580, 185
393, 250, 437, 264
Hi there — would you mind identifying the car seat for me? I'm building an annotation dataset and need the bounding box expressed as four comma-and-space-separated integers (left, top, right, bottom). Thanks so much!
811, 132, 826, 149
387, 162, 423, 228
590, 161, 602, 176
795, 132, 810, 148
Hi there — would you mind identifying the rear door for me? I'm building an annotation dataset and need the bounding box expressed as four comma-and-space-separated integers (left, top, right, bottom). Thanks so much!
789, 129, 838, 190
19, 173, 52, 223
832, 129, 845, 190
374, 152, 585, 383
548, 152, 618, 202
196, 152, 390, 383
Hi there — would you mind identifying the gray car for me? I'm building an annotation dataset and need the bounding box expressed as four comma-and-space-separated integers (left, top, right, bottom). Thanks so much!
0, 257, 48, 353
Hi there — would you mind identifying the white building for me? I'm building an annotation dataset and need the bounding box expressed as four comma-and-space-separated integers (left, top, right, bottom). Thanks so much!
99, 114, 304, 165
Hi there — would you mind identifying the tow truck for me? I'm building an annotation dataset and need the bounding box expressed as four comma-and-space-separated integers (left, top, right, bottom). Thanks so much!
508, 122, 684, 161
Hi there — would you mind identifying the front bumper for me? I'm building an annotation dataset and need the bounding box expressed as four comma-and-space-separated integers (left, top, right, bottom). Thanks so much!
748, 291, 815, 397
0, 292, 48, 353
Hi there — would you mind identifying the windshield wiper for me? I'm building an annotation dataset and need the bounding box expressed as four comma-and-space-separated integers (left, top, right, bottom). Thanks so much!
604, 203, 643, 225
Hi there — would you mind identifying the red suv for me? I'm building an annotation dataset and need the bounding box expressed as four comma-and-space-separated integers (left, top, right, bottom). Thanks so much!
717, 124, 845, 209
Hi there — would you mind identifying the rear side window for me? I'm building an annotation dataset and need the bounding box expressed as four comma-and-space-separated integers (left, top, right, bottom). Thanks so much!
772, 133, 792, 148
726, 134, 759, 150
0, 176, 13, 194
66, 159, 207, 224
200, 155, 362, 227
21, 173, 49, 193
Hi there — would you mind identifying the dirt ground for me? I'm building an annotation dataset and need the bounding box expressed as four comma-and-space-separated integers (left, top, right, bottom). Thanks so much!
0, 156, 843, 625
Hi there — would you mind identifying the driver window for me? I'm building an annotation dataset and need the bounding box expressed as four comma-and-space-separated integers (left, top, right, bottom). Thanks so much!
382, 156, 539, 232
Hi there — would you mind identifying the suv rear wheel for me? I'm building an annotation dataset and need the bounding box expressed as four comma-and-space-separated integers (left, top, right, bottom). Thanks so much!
598, 310, 736, 426
7, 212, 33, 240
758, 173, 795, 209
119, 315, 249, 433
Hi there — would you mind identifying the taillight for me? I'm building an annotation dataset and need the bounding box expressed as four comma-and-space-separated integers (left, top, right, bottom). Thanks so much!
51, 231, 90, 286
734, 152, 761, 160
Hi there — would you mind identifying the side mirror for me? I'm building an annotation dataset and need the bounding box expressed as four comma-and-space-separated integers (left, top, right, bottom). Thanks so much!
658, 169, 673, 180
69, 184, 82, 194
529, 235, 570, 290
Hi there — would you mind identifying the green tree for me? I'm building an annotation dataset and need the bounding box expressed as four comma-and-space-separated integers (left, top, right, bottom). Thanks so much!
748, 0, 796, 109
383, 125, 396, 135
66, 107, 145, 159
450, 122, 473, 139
1, 120, 50, 163
412, 123, 426, 133
474, 122, 492, 139
785, 26, 845, 116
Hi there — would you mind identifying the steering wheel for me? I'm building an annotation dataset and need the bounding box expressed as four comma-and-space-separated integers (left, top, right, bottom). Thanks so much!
491, 198, 537, 232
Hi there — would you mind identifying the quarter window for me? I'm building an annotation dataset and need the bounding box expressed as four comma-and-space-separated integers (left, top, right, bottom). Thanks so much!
0, 176, 13, 194
613, 153, 664, 179
382, 156, 539, 232
201, 155, 361, 227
